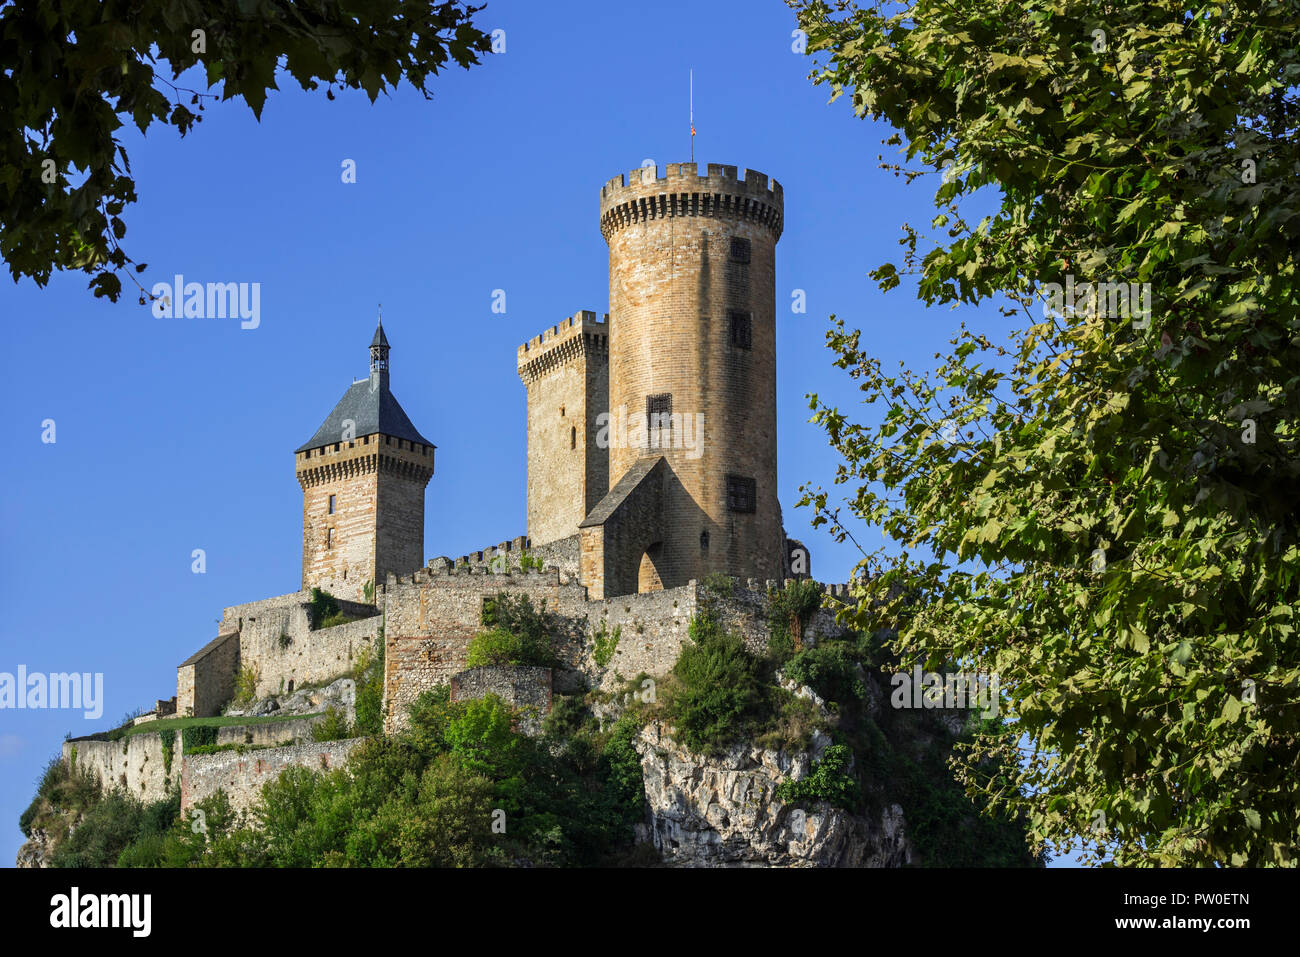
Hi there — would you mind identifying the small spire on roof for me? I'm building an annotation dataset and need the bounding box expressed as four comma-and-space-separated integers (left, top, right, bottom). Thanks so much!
370, 311, 390, 380
371, 309, 390, 350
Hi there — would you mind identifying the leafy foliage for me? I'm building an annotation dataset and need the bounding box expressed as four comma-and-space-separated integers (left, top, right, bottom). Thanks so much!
20, 755, 101, 840
775, 744, 861, 807
466, 593, 560, 667
352, 632, 385, 736
50, 789, 180, 868
592, 619, 622, 667
665, 613, 767, 755
699, 573, 736, 601
130, 687, 651, 868
310, 587, 358, 628
159, 729, 176, 778
767, 579, 824, 662
0, 0, 491, 301
181, 724, 219, 753
311, 706, 353, 742
792, 0, 1300, 865
784, 643, 867, 705
230, 664, 260, 709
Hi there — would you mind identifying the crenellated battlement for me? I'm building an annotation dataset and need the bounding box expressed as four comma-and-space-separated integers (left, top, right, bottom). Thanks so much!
517, 310, 609, 383
722, 577, 857, 602
600, 163, 783, 205
599, 162, 784, 242
296, 437, 434, 490
445, 535, 528, 570
385, 562, 561, 587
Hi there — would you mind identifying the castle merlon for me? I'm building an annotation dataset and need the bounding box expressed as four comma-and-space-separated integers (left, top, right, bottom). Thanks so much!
516, 310, 610, 382
295, 437, 434, 490
600, 163, 783, 204
599, 163, 783, 242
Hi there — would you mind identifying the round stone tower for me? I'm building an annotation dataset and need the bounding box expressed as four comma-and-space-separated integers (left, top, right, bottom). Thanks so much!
598, 162, 785, 589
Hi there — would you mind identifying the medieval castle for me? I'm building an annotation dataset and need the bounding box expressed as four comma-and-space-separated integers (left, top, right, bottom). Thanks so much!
64, 163, 853, 820
298, 160, 802, 607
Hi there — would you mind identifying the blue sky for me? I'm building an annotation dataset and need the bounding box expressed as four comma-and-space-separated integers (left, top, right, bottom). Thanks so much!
1, 0, 1068, 865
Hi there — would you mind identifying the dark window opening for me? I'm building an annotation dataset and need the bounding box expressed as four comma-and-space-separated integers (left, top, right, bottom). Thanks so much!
726, 475, 756, 513
647, 393, 672, 448
730, 237, 751, 263
729, 310, 752, 350
328, 494, 336, 514
700, 530, 710, 550
571, 426, 577, 449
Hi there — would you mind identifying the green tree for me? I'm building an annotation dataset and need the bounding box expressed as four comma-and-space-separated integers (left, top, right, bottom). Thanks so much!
466, 593, 561, 667
792, 0, 1299, 866
0, 0, 491, 301
391, 753, 501, 866
445, 694, 522, 777
667, 613, 767, 755
352, 633, 386, 736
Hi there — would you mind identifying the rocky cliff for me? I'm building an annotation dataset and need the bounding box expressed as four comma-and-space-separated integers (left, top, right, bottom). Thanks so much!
635, 721, 912, 867
16, 828, 51, 868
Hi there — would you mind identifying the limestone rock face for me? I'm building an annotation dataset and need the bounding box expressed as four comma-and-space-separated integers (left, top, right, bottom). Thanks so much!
16, 828, 51, 868
226, 677, 355, 720
635, 722, 912, 867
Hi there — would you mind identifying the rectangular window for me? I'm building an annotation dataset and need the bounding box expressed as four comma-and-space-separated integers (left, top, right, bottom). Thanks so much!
727, 475, 756, 513
647, 393, 672, 448
729, 310, 752, 350
326, 528, 334, 547
730, 237, 751, 264
328, 494, 336, 514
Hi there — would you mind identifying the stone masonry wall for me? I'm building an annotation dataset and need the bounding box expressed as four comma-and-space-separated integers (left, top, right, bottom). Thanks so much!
212, 715, 324, 749
441, 534, 581, 580
706, 579, 855, 655
217, 591, 381, 701
450, 666, 553, 734
578, 456, 665, 600
578, 583, 698, 693
375, 463, 429, 591
64, 734, 174, 805
517, 311, 610, 547
177, 631, 239, 718
381, 567, 590, 733
532, 534, 581, 578
63, 716, 329, 808
382, 563, 859, 732
182, 738, 365, 815
298, 438, 381, 602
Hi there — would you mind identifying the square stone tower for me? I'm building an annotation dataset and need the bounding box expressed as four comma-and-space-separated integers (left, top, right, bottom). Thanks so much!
295, 319, 435, 601
516, 311, 609, 546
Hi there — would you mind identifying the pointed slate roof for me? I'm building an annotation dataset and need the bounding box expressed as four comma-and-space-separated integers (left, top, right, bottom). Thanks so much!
295, 378, 434, 453
371, 320, 390, 349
